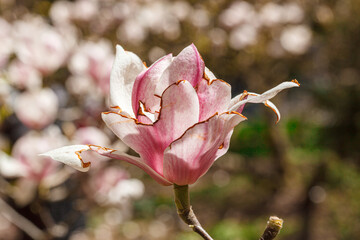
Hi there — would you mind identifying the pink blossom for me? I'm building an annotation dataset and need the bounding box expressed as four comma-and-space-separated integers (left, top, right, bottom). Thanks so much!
68, 40, 114, 94
7, 60, 42, 90
88, 167, 144, 206
13, 17, 76, 75
12, 126, 67, 182
43, 44, 299, 186
14, 88, 59, 130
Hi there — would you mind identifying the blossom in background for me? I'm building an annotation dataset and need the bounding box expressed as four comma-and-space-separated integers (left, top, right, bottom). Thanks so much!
88, 166, 144, 206
280, 25, 313, 55
14, 88, 59, 130
12, 126, 67, 183
7, 60, 42, 91
50, 0, 98, 25
13, 16, 76, 75
0, 151, 25, 178
43, 44, 299, 186
68, 40, 114, 94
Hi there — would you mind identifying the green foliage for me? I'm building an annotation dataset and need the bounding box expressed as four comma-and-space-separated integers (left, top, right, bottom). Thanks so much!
230, 120, 271, 157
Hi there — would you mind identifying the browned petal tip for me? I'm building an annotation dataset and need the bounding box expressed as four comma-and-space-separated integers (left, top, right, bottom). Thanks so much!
75, 150, 91, 168
203, 72, 210, 81
239, 90, 249, 101
175, 79, 186, 85
230, 111, 247, 119
88, 144, 116, 153
291, 79, 300, 86
264, 101, 280, 124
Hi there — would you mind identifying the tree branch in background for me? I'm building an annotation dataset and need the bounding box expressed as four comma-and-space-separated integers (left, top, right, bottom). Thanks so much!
259, 216, 283, 240
0, 197, 47, 240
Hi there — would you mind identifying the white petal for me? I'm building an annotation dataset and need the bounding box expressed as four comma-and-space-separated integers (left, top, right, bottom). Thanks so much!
204, 67, 217, 83
40, 145, 91, 172
110, 45, 146, 117
229, 80, 300, 112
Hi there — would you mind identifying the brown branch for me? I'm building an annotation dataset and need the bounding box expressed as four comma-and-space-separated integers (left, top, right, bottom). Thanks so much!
173, 184, 214, 240
259, 216, 283, 240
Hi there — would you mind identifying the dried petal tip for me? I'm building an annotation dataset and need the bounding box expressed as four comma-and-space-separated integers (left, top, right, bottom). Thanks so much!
291, 79, 300, 86
239, 90, 249, 101
267, 216, 283, 231
230, 111, 247, 119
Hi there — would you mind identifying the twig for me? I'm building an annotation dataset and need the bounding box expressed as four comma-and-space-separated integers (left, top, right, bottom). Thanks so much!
259, 216, 283, 240
173, 184, 214, 240
0, 197, 47, 240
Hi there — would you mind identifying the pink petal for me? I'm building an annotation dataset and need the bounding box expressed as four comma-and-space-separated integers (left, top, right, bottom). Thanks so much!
163, 115, 221, 185
110, 45, 146, 117
196, 78, 231, 121
155, 80, 200, 150
102, 80, 200, 175
101, 112, 163, 173
41, 145, 172, 186
163, 112, 246, 185
131, 54, 172, 117
155, 44, 205, 97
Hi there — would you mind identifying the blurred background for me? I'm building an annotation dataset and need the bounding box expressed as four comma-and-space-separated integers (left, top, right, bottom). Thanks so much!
0, 0, 359, 239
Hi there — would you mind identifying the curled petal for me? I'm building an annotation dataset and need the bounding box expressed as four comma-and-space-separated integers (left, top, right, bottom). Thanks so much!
110, 45, 146, 117
40, 145, 92, 172
155, 44, 204, 96
132, 54, 172, 116
197, 78, 231, 121
264, 100, 281, 123
229, 80, 300, 121
41, 145, 172, 186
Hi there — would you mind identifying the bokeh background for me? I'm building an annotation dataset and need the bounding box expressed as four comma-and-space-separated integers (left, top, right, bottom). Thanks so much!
0, 0, 359, 239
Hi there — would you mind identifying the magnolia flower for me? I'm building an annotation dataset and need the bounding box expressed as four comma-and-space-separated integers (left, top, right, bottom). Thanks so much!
43, 44, 299, 186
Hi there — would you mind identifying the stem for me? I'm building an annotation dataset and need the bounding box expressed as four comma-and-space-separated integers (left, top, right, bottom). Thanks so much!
173, 184, 214, 240
259, 216, 283, 240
